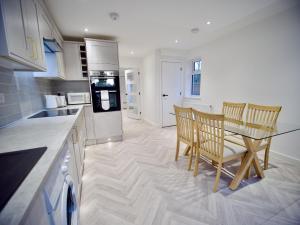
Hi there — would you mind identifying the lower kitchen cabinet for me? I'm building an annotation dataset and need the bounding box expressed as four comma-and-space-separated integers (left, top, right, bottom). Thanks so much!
84, 105, 96, 145
93, 111, 123, 142
22, 191, 50, 225
72, 109, 86, 178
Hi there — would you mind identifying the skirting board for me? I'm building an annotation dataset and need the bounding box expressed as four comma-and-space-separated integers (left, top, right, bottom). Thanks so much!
85, 135, 123, 146
142, 118, 160, 127
271, 150, 300, 163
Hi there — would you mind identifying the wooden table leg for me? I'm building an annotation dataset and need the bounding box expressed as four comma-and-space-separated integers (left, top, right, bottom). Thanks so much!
183, 145, 191, 156
229, 137, 264, 190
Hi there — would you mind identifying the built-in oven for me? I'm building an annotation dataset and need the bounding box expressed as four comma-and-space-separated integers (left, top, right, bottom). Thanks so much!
90, 70, 121, 113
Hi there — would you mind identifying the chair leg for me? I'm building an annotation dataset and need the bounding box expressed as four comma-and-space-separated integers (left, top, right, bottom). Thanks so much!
213, 162, 222, 192
175, 139, 180, 161
243, 164, 251, 179
264, 143, 271, 170
212, 160, 218, 166
193, 148, 200, 176
188, 145, 194, 171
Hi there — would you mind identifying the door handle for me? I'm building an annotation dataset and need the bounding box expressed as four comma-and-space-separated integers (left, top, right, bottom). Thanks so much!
162, 94, 168, 97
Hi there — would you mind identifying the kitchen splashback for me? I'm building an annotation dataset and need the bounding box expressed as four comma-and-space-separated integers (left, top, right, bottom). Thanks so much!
51, 80, 90, 95
0, 68, 52, 127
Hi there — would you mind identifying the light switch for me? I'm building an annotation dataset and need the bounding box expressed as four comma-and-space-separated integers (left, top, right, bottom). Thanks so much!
0, 93, 5, 104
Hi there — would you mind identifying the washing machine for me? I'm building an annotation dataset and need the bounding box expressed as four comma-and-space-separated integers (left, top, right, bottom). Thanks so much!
43, 140, 79, 225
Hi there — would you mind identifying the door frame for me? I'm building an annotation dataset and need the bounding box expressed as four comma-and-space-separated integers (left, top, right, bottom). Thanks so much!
125, 68, 142, 120
160, 60, 184, 127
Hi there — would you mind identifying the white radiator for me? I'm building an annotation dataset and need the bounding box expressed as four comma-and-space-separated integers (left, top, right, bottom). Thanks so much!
182, 99, 213, 112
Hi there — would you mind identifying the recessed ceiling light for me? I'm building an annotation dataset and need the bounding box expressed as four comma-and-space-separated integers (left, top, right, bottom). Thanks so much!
206, 21, 211, 25
84, 28, 88, 32
130, 50, 134, 55
109, 12, 120, 21
191, 27, 199, 34
175, 39, 179, 43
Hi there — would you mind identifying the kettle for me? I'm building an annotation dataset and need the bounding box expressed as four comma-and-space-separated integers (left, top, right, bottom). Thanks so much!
45, 95, 67, 108
45, 95, 59, 109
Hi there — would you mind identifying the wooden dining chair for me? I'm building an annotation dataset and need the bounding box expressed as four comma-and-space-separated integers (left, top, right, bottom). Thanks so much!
193, 110, 247, 192
225, 103, 282, 170
222, 101, 246, 125
174, 105, 196, 170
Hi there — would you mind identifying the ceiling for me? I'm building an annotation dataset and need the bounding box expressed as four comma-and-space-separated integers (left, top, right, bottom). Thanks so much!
45, 0, 296, 57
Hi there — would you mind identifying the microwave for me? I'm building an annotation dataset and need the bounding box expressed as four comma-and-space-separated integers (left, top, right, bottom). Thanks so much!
67, 92, 91, 105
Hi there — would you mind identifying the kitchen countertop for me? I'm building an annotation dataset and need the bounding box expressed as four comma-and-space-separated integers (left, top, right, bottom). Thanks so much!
0, 105, 84, 225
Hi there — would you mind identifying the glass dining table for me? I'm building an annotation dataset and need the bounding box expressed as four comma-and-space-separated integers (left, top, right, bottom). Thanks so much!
170, 112, 300, 190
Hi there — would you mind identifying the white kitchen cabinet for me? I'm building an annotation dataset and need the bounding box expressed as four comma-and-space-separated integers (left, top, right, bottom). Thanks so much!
85, 39, 119, 71
63, 41, 88, 80
84, 105, 96, 145
34, 51, 65, 79
0, 0, 45, 71
21, 0, 44, 68
56, 51, 66, 78
36, 4, 52, 40
52, 26, 63, 48
74, 111, 86, 175
22, 189, 50, 225
93, 111, 123, 142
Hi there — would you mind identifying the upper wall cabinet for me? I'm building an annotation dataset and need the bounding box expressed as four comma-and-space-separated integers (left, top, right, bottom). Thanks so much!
36, 3, 52, 40
34, 51, 65, 79
0, 0, 46, 71
63, 41, 88, 80
21, 0, 44, 67
85, 39, 119, 71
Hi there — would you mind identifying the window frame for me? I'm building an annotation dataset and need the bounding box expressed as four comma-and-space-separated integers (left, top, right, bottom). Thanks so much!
191, 59, 202, 96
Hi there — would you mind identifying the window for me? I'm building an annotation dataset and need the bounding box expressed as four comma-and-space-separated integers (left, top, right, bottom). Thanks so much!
191, 60, 201, 96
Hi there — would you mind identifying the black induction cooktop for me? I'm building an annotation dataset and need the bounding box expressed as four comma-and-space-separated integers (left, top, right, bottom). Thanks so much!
0, 147, 47, 212
29, 108, 78, 119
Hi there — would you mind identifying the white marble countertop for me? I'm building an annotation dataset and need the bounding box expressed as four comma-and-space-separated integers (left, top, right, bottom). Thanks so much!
0, 105, 84, 225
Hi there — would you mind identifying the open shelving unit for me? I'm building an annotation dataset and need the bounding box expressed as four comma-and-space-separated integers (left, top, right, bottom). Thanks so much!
79, 44, 88, 78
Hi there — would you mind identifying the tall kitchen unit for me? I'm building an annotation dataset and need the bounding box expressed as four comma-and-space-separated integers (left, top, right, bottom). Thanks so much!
85, 38, 123, 143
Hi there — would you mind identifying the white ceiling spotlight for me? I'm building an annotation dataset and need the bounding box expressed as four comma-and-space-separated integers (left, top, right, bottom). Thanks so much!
130, 50, 134, 55
109, 12, 120, 21
206, 21, 211, 25
84, 28, 88, 32
175, 39, 179, 44
191, 27, 199, 34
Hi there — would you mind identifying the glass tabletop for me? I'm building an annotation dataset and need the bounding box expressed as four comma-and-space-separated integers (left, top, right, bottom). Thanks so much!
170, 112, 300, 140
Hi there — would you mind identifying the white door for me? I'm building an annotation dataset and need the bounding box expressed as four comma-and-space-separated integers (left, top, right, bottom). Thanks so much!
125, 69, 141, 120
161, 61, 183, 127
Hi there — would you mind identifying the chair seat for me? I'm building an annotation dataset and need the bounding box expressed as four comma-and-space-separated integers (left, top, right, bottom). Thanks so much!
224, 131, 236, 136
224, 134, 245, 146
223, 141, 247, 158
225, 134, 269, 147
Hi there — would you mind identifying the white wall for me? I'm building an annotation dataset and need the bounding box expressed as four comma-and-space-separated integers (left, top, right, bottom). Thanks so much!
141, 49, 187, 126
119, 56, 142, 69
141, 51, 160, 125
187, 5, 300, 160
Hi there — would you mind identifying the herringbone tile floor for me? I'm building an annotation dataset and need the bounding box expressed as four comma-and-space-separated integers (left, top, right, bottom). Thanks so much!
80, 116, 300, 225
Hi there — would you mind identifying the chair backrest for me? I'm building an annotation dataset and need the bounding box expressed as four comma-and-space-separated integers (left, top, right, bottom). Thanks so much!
246, 103, 282, 129
174, 105, 194, 144
193, 109, 224, 160
222, 102, 246, 124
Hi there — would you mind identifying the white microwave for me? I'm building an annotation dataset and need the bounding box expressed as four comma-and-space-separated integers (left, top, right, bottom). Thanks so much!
67, 92, 91, 105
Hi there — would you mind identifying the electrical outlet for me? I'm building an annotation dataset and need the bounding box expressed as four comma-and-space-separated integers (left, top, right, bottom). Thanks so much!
0, 93, 5, 104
